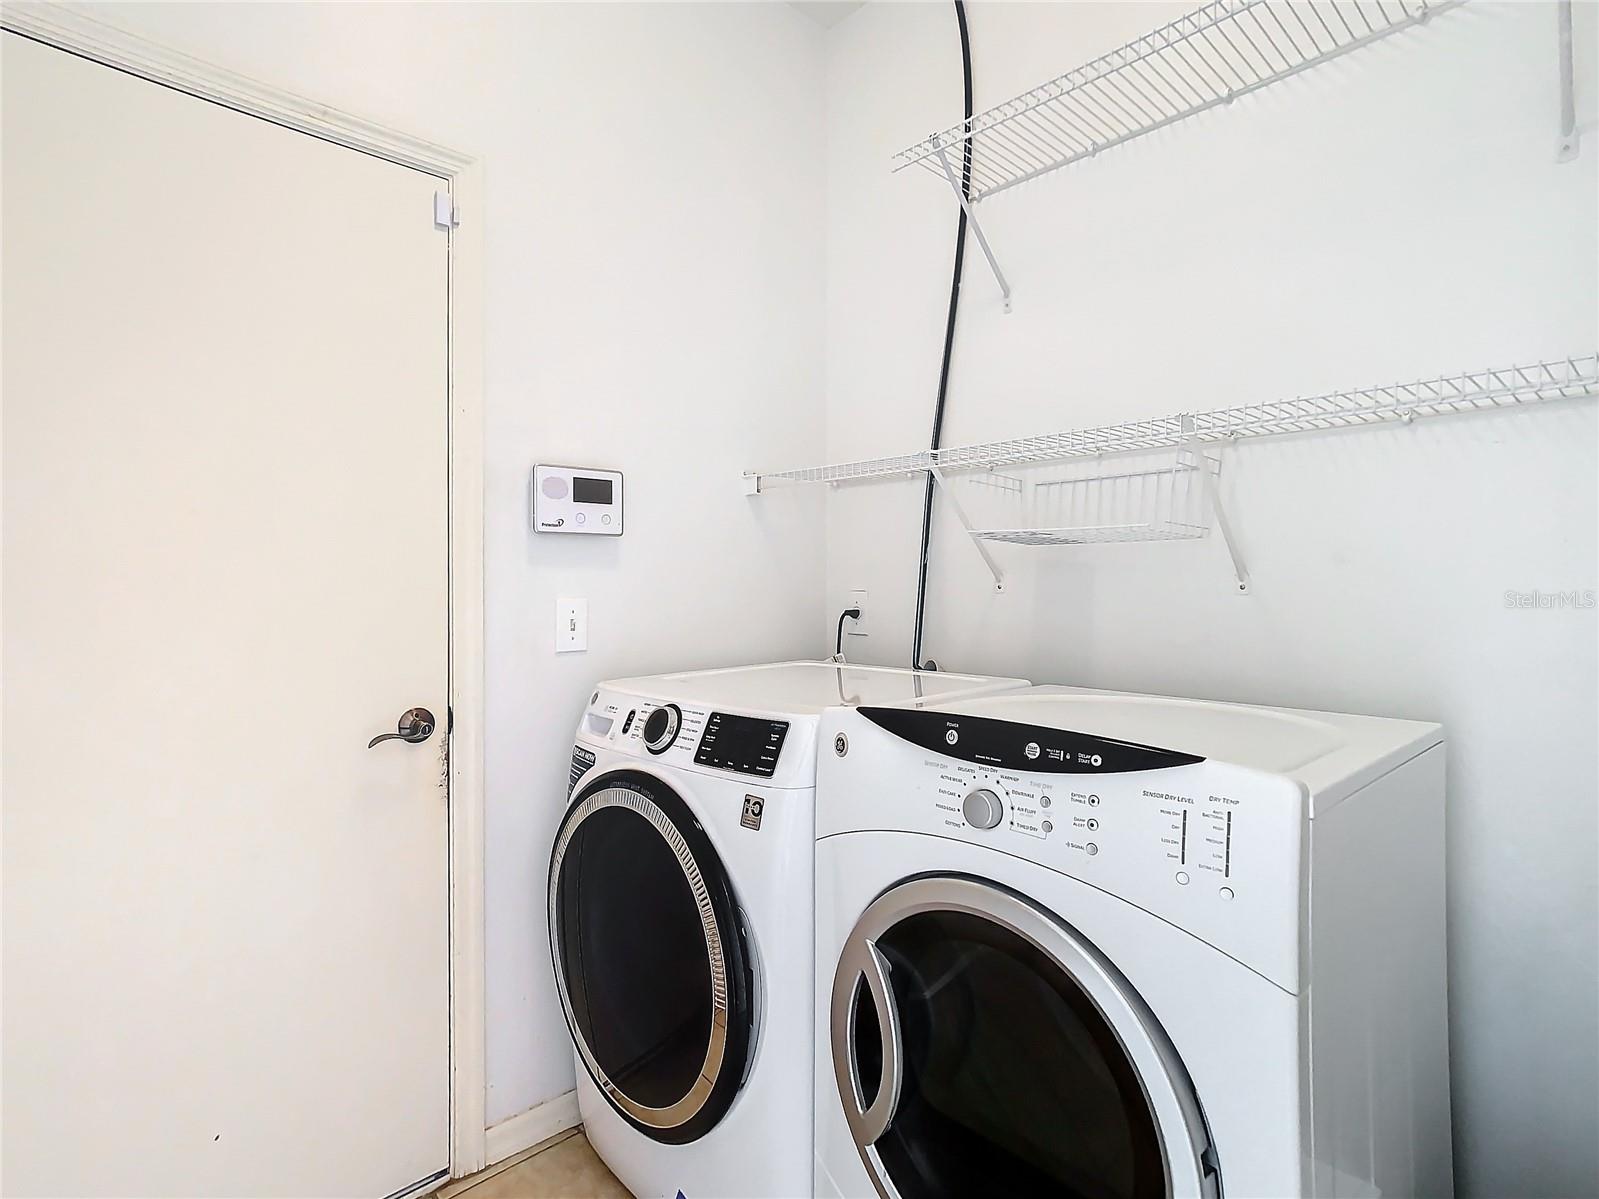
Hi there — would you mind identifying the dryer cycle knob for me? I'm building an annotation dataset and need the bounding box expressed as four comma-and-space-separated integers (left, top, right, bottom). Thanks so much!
642, 703, 682, 754
962, 788, 1004, 831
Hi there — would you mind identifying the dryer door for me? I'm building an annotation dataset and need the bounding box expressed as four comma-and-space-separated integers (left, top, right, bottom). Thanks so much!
831, 875, 1219, 1199
549, 769, 755, 1144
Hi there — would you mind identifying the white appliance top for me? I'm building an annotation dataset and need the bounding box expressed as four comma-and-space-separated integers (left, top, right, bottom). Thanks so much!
603, 660, 1030, 717
931, 685, 1442, 813
581, 661, 1029, 790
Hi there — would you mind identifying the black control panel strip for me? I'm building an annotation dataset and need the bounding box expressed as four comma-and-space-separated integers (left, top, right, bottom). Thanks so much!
694, 711, 789, 778
859, 707, 1204, 774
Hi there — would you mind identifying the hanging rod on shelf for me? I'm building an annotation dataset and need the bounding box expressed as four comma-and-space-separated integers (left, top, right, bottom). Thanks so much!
894, 0, 1465, 303
743, 354, 1599, 493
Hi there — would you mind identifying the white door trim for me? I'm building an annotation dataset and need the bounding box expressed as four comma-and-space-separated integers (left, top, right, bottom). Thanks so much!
0, 4, 491, 1178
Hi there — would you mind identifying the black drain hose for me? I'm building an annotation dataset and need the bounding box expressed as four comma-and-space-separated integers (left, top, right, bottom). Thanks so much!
911, 0, 973, 672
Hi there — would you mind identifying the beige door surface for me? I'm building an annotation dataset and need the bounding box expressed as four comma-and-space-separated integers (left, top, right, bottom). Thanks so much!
2, 33, 451, 1198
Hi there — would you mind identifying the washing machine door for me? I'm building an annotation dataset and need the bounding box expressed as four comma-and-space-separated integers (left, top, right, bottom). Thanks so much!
549, 769, 755, 1145
831, 875, 1219, 1199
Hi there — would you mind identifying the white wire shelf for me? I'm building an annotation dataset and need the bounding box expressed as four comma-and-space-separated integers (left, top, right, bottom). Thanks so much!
745, 355, 1599, 491
975, 524, 1206, 545
894, 0, 1462, 204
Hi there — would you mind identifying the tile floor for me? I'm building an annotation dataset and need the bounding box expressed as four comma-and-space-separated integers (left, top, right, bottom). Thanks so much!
437, 1129, 631, 1199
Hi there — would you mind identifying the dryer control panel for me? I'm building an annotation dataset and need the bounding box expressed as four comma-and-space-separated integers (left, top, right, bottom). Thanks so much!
820, 706, 1306, 991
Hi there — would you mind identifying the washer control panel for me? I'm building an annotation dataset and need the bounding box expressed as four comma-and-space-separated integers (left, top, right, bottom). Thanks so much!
694, 711, 789, 778
826, 706, 1306, 991
641, 704, 682, 754
577, 688, 815, 789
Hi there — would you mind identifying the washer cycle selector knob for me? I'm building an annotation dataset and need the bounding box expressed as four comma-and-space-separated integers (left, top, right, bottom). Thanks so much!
642, 704, 682, 754
962, 788, 1004, 830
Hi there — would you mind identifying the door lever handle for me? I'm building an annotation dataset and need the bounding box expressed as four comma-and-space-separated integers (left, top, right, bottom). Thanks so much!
368, 707, 436, 749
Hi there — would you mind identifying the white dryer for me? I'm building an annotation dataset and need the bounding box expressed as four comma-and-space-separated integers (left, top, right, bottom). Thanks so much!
549, 661, 1027, 1199
815, 685, 1452, 1199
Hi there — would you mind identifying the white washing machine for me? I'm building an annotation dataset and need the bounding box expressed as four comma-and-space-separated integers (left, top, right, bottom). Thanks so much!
815, 685, 1453, 1199
549, 661, 1028, 1199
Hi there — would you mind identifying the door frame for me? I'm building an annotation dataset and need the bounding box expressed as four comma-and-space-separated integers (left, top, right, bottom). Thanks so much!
0, 4, 491, 1179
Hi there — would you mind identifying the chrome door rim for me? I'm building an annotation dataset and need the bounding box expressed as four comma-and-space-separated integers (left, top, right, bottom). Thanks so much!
549, 783, 728, 1130
830, 874, 1217, 1199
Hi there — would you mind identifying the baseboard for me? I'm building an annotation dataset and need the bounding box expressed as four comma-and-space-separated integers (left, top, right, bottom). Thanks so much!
483, 1090, 581, 1167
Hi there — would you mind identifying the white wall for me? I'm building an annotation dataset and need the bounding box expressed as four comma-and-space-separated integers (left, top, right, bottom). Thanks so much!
44, 3, 1598, 1190
819, 4, 1597, 1197
71, 0, 827, 1128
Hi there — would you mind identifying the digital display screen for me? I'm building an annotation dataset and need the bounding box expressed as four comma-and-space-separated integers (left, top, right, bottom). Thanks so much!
573, 476, 613, 505
695, 711, 789, 778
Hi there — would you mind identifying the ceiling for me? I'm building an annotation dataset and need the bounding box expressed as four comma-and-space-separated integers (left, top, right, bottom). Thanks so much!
788, 2, 867, 29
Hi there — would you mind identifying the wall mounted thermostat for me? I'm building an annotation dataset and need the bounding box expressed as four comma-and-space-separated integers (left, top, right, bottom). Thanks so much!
531, 465, 623, 535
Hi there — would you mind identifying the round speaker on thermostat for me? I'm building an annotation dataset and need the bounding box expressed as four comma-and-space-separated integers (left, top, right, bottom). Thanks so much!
541, 476, 569, 500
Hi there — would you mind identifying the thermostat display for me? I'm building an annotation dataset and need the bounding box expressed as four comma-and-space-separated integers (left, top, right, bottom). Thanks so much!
571, 475, 613, 505
532, 465, 623, 535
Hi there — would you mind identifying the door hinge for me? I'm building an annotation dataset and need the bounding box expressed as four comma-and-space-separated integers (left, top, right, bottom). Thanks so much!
433, 190, 460, 230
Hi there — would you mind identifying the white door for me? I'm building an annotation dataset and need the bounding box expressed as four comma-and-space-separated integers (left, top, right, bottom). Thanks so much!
2, 33, 451, 1199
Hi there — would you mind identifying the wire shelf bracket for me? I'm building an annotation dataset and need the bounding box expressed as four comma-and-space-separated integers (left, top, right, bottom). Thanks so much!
1558, 0, 1579, 162
935, 145, 1012, 312
930, 464, 1008, 591
896, 0, 1465, 305
1187, 425, 1252, 593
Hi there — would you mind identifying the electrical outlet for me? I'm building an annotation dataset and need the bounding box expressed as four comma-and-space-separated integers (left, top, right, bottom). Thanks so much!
848, 589, 869, 637
556, 597, 587, 653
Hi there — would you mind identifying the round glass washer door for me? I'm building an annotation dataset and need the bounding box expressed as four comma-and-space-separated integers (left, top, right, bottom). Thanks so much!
831, 875, 1220, 1199
549, 769, 755, 1145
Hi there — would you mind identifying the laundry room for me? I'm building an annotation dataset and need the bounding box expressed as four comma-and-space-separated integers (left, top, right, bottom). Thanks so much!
1, 3, 1594, 1199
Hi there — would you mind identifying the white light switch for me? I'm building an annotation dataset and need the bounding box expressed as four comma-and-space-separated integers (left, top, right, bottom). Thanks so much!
556, 598, 587, 653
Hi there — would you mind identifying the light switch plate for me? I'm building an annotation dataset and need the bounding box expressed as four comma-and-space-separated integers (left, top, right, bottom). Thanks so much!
556, 598, 587, 653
